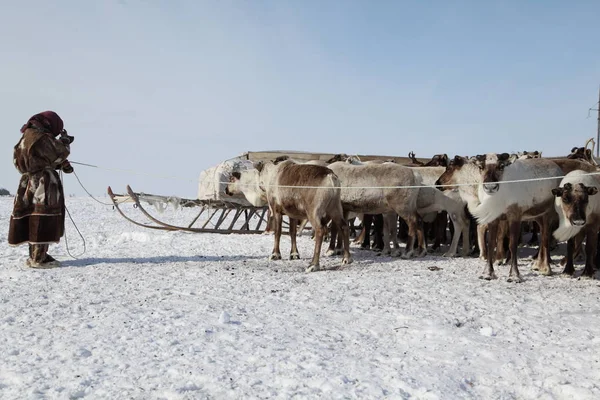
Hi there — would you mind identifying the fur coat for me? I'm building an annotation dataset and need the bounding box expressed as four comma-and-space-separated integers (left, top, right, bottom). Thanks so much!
8, 128, 71, 245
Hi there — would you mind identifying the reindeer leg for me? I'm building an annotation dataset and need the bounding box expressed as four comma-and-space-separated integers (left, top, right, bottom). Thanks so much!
402, 213, 425, 258
388, 213, 402, 257
527, 221, 539, 246
477, 224, 487, 260
460, 216, 470, 257
480, 221, 498, 280
334, 211, 352, 266
373, 214, 384, 251
326, 223, 338, 256
306, 219, 325, 273
444, 214, 461, 257
360, 214, 373, 249
289, 218, 300, 260
507, 220, 523, 283
534, 215, 553, 276
381, 213, 394, 256
269, 212, 283, 260
348, 217, 357, 239
562, 237, 576, 276
574, 233, 585, 262
581, 226, 597, 278
333, 217, 345, 256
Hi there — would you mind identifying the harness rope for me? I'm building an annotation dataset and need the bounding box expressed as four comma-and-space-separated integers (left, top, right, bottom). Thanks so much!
60, 170, 86, 259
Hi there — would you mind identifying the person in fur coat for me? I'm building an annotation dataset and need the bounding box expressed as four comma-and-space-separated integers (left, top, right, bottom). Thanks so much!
8, 111, 74, 268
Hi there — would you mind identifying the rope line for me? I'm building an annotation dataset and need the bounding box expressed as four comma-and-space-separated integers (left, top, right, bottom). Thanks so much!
60, 171, 86, 259
64, 203, 86, 259
73, 170, 113, 205
69, 159, 600, 190
70, 161, 196, 182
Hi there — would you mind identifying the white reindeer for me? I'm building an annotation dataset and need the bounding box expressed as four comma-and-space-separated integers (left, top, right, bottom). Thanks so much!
469, 153, 562, 282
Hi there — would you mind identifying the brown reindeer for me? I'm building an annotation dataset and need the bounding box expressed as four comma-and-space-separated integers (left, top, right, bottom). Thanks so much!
226, 159, 351, 272
552, 171, 600, 278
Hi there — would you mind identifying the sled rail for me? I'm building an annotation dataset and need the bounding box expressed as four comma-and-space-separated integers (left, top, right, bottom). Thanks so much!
108, 186, 270, 234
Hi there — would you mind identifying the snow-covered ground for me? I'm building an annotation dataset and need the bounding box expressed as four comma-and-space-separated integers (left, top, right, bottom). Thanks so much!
1, 196, 600, 399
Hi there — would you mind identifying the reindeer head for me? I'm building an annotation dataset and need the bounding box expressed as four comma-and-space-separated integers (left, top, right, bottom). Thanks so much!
273, 155, 290, 165
345, 155, 362, 165
225, 169, 267, 206
326, 153, 349, 164
435, 155, 467, 190
475, 153, 517, 195
425, 153, 449, 167
567, 147, 593, 163
225, 171, 243, 196
552, 182, 598, 227
518, 150, 542, 160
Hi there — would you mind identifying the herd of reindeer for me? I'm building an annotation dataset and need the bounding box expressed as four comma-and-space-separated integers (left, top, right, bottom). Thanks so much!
224, 145, 600, 282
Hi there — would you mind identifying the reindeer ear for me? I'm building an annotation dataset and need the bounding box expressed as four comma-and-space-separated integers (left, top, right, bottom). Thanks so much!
254, 161, 264, 172
571, 147, 578, 153
498, 153, 510, 161
551, 187, 564, 197
231, 171, 241, 180
587, 186, 598, 196
508, 153, 518, 163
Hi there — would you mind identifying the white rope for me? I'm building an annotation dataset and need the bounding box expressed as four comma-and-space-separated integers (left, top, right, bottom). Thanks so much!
70, 160, 600, 190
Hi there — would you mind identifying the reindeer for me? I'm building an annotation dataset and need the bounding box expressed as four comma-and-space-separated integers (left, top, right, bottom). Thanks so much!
330, 156, 468, 257
552, 170, 600, 278
409, 166, 470, 257
435, 156, 493, 259
469, 153, 562, 282
326, 161, 425, 257
226, 160, 351, 272
435, 155, 557, 277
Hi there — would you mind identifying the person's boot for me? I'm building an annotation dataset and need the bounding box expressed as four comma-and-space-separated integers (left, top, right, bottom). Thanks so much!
26, 254, 61, 269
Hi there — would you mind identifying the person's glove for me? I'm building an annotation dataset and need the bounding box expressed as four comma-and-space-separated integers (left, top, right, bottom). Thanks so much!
59, 129, 75, 145
60, 160, 74, 174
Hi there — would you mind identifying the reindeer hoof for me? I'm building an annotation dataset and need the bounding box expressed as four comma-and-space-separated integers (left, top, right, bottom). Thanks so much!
507, 275, 523, 283
479, 273, 498, 281
305, 264, 320, 273
581, 267, 595, 278
528, 261, 539, 271
342, 257, 353, 265
325, 249, 336, 257
539, 268, 553, 276
290, 253, 300, 260
269, 253, 282, 261
443, 251, 456, 258
417, 249, 427, 257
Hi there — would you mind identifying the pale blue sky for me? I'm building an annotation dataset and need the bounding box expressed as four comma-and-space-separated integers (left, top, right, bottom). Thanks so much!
1, 0, 599, 198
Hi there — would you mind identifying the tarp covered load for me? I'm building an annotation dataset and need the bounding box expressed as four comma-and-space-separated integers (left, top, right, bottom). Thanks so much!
197, 157, 256, 206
